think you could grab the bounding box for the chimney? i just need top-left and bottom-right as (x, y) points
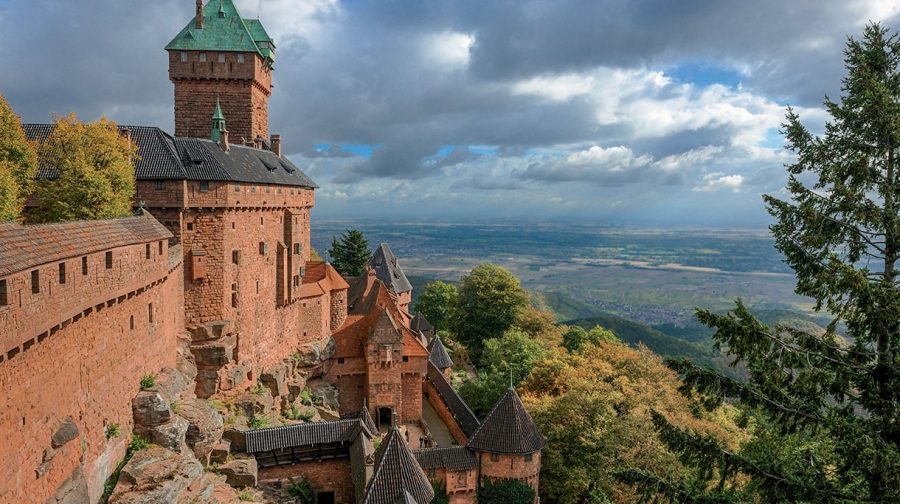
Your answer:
(220, 128), (229, 152)
(195, 0), (204, 29)
(270, 134), (282, 157)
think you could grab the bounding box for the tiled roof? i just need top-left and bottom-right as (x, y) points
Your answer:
(427, 336), (453, 370)
(245, 419), (368, 453)
(363, 426), (434, 504)
(369, 243), (412, 294)
(426, 363), (480, 438)
(299, 262), (350, 299)
(165, 0), (275, 62)
(394, 491), (417, 504)
(0, 210), (172, 277)
(341, 407), (377, 435)
(412, 446), (476, 471)
(23, 124), (317, 188)
(467, 387), (544, 455)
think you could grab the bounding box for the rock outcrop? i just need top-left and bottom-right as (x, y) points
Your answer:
(109, 447), (216, 504)
(175, 399), (224, 462)
(219, 458), (258, 488)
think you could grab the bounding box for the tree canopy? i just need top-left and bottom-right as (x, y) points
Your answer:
(0, 95), (38, 221)
(477, 479), (536, 504)
(454, 263), (529, 357)
(562, 324), (619, 353)
(626, 23), (900, 503)
(31, 114), (136, 223)
(328, 228), (371, 277)
(414, 280), (459, 332)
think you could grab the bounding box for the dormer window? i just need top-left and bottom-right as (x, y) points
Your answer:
(237, 54), (245, 64)
(218, 53), (225, 63)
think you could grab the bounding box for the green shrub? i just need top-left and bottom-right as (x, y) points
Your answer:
(249, 416), (268, 429)
(250, 383), (267, 395)
(105, 423), (121, 440)
(288, 478), (316, 504)
(238, 489), (256, 502)
(139, 374), (156, 390)
(283, 404), (315, 422)
(478, 479), (535, 504)
(129, 435), (149, 452)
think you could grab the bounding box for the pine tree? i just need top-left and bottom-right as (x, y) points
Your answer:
(31, 114), (136, 223)
(623, 24), (900, 502)
(0, 95), (38, 221)
(329, 228), (371, 276)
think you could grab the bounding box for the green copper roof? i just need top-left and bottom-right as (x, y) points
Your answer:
(212, 99), (225, 121)
(165, 0), (275, 63)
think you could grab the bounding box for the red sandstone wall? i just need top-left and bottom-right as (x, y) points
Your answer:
(258, 459), (355, 504)
(424, 381), (468, 445)
(401, 373), (423, 422)
(0, 259), (183, 503)
(169, 50), (272, 142)
(478, 451), (541, 499)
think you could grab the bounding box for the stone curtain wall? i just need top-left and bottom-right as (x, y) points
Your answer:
(477, 451), (541, 499)
(0, 256), (183, 503)
(258, 458), (355, 504)
(423, 381), (469, 445)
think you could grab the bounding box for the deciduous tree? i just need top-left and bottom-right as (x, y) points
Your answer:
(0, 95), (37, 221)
(414, 280), (459, 332)
(31, 114), (136, 222)
(454, 263), (528, 357)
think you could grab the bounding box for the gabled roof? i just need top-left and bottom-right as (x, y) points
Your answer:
(412, 446), (476, 471)
(165, 0), (275, 63)
(410, 313), (434, 336)
(363, 426), (434, 504)
(0, 210), (171, 277)
(369, 243), (412, 294)
(427, 336), (453, 370)
(426, 362), (480, 439)
(23, 124), (318, 188)
(467, 387), (544, 455)
(245, 419), (370, 454)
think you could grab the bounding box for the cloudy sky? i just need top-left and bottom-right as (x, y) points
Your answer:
(1, 0), (898, 226)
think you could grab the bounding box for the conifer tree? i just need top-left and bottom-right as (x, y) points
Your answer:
(0, 95), (38, 221)
(624, 24), (900, 502)
(329, 228), (371, 276)
(31, 114), (136, 223)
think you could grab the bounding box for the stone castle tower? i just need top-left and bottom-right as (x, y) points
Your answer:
(166, 0), (275, 143)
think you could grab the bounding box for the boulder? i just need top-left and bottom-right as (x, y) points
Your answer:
(135, 416), (188, 452)
(306, 379), (340, 411)
(191, 337), (235, 369)
(209, 439), (231, 464)
(175, 398), (224, 462)
(51, 417), (79, 448)
(232, 392), (274, 418)
(150, 367), (190, 403)
(259, 361), (290, 398)
(221, 363), (250, 392)
(189, 320), (233, 343)
(194, 369), (220, 399)
(109, 447), (216, 504)
(222, 427), (248, 454)
(317, 406), (341, 422)
(219, 458), (258, 488)
(132, 391), (172, 428)
(293, 337), (335, 367)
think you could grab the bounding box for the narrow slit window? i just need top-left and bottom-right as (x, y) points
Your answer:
(148, 303), (153, 323)
(31, 270), (40, 294)
(82, 256), (88, 275)
(145, 244), (151, 259)
(180, 52), (187, 62)
(159, 241), (164, 255)
(58, 263), (66, 284)
(105, 251), (113, 269)
(0, 279), (8, 306)
(218, 53), (225, 63)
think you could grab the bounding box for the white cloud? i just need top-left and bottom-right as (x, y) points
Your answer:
(235, 0), (340, 47)
(693, 172), (745, 192)
(423, 31), (475, 67)
(511, 73), (595, 102)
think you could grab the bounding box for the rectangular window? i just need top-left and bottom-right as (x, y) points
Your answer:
(231, 292), (238, 308)
(58, 263), (66, 284)
(159, 241), (164, 255)
(402, 356), (409, 362)
(490, 453), (500, 462)
(232, 250), (241, 265)
(259, 242), (267, 256)
(251, 185), (257, 193)
(199, 181), (209, 192)
(524, 453), (533, 462)
(148, 303), (153, 323)
(234, 183), (240, 192)
(180, 52), (188, 62)
(187, 222), (194, 231)
(82, 256), (88, 275)
(145, 244), (151, 259)
(294, 243), (301, 255)
(105, 251), (113, 269)
(337, 357), (345, 364)
(265, 186), (271, 193)
(218, 53), (225, 63)
(199, 53), (207, 62)
(0, 279), (8, 306)
(155, 180), (165, 190)
(237, 53), (244, 63)
(31, 270), (40, 294)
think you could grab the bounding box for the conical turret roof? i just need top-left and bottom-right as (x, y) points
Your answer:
(427, 335), (453, 370)
(467, 387), (544, 454)
(363, 425), (435, 504)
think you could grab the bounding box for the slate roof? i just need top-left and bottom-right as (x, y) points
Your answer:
(427, 336), (453, 370)
(165, 0), (275, 62)
(412, 446), (476, 471)
(467, 387), (544, 455)
(369, 243), (412, 294)
(245, 419), (369, 453)
(0, 210), (172, 277)
(363, 426), (434, 504)
(23, 124), (317, 188)
(410, 313), (434, 337)
(426, 362), (480, 438)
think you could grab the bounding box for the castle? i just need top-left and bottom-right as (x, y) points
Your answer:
(0, 2), (542, 503)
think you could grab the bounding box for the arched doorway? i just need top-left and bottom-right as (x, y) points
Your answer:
(377, 407), (393, 432)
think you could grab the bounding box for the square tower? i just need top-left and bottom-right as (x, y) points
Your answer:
(166, 0), (275, 143)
